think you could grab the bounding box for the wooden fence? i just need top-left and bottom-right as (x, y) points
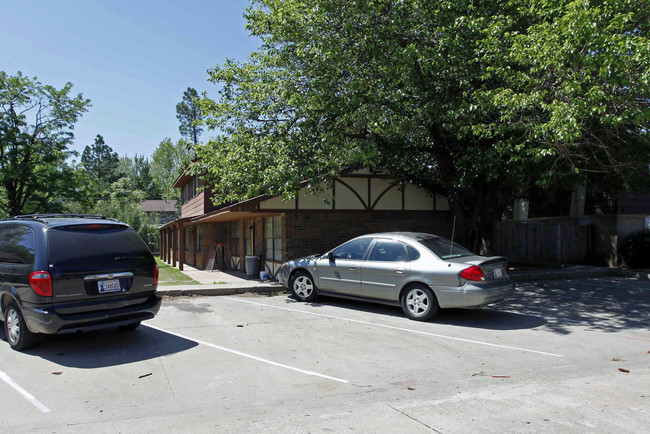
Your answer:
(493, 221), (592, 265)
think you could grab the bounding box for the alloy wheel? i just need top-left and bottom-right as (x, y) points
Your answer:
(294, 275), (314, 298)
(406, 288), (430, 317)
(6, 309), (21, 345)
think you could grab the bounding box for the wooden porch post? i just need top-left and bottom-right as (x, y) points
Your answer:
(165, 228), (170, 262)
(165, 229), (169, 262)
(179, 221), (185, 271)
(172, 225), (177, 268)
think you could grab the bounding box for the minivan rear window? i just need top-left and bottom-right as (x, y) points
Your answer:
(48, 225), (151, 270)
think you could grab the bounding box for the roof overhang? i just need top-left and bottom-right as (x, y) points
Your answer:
(158, 195), (281, 230)
(172, 169), (193, 188)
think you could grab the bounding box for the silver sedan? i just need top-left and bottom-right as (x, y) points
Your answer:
(277, 232), (515, 321)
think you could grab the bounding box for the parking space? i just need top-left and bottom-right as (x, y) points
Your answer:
(1, 277), (648, 432)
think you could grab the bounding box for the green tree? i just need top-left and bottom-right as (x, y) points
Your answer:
(195, 0), (650, 250)
(0, 71), (90, 216)
(151, 137), (193, 200)
(480, 0), (650, 188)
(81, 134), (120, 197)
(117, 154), (160, 199)
(176, 87), (203, 146)
(94, 178), (159, 250)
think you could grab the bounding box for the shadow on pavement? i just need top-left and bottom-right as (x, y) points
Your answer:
(501, 277), (650, 334)
(284, 295), (547, 330)
(0, 325), (198, 368)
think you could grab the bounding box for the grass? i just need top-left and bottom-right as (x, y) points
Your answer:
(155, 256), (201, 286)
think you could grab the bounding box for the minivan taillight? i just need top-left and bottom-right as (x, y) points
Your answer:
(154, 264), (159, 286)
(459, 265), (486, 282)
(30, 271), (53, 296)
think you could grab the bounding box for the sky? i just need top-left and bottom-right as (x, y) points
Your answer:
(0, 0), (260, 160)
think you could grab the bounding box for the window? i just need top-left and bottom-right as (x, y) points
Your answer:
(0, 225), (35, 265)
(415, 234), (474, 259)
(264, 216), (282, 262)
(48, 226), (148, 270)
(368, 240), (409, 262)
(332, 238), (372, 260)
(406, 245), (420, 261)
(230, 222), (240, 256)
(196, 226), (202, 252)
(182, 183), (192, 204)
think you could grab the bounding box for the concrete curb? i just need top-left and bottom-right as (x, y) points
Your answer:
(157, 267), (649, 298)
(158, 282), (286, 297)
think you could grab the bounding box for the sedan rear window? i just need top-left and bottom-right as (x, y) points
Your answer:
(48, 225), (151, 271)
(416, 235), (475, 260)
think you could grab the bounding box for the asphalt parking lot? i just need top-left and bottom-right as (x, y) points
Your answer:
(1, 277), (648, 433)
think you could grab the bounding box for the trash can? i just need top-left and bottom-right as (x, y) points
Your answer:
(245, 255), (261, 277)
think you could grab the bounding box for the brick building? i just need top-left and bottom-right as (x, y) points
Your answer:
(159, 168), (452, 277)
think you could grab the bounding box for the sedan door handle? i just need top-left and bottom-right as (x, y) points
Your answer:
(395, 268), (405, 274)
(349, 267), (358, 271)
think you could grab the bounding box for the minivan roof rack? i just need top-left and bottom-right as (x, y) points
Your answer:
(12, 214), (117, 221)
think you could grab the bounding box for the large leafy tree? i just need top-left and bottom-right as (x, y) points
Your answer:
(195, 0), (650, 250)
(0, 71), (90, 216)
(94, 178), (159, 249)
(151, 137), (193, 200)
(81, 134), (120, 197)
(176, 87), (203, 146)
(118, 154), (160, 199)
(479, 0), (650, 190)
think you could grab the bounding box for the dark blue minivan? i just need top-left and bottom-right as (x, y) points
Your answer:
(0, 214), (161, 350)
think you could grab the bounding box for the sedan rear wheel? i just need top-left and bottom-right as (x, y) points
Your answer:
(401, 285), (439, 321)
(289, 270), (318, 302)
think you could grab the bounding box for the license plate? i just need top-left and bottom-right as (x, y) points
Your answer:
(98, 279), (122, 293)
(494, 268), (503, 279)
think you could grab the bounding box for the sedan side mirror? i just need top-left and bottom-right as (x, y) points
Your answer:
(327, 251), (334, 261)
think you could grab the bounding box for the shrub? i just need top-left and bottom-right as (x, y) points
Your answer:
(620, 230), (650, 269)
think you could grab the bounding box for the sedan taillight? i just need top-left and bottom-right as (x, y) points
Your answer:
(30, 271), (53, 296)
(459, 265), (486, 282)
(154, 264), (159, 286)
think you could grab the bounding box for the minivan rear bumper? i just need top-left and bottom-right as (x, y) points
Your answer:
(21, 293), (162, 334)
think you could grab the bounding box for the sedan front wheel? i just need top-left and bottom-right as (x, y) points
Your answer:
(401, 285), (439, 321)
(289, 270), (318, 302)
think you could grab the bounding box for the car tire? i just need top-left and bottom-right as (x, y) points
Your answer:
(401, 285), (439, 321)
(118, 321), (141, 332)
(289, 270), (318, 302)
(4, 301), (39, 351)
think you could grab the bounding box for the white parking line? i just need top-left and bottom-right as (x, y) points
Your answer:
(147, 325), (349, 383)
(223, 297), (564, 358)
(0, 369), (51, 413)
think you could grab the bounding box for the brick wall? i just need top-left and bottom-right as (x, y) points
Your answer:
(283, 211), (452, 260)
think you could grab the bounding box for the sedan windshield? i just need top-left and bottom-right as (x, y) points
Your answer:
(416, 235), (475, 260)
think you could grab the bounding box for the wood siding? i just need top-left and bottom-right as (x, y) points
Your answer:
(181, 191), (206, 218)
